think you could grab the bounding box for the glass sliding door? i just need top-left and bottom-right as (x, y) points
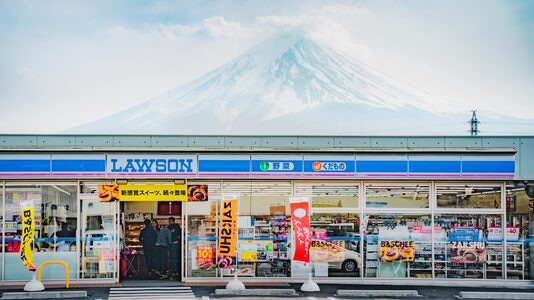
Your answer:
(80, 188), (119, 280)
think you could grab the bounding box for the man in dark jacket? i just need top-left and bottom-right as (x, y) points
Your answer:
(168, 216), (182, 280)
(139, 219), (158, 278)
(155, 220), (172, 277)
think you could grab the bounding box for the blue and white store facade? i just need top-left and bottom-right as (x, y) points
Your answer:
(0, 135), (533, 287)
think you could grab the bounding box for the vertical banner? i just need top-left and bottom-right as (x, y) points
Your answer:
(290, 197), (311, 264)
(20, 200), (36, 271)
(217, 197), (237, 269)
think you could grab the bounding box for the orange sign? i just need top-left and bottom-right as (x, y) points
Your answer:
(217, 198), (237, 269)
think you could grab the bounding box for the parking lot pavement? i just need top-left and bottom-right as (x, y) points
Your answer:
(4, 282), (534, 300)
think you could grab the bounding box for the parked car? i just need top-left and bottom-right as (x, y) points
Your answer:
(289, 239), (362, 273)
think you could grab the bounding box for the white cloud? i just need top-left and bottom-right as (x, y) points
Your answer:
(254, 5), (372, 60)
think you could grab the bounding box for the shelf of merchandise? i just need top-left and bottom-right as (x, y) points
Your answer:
(407, 242), (433, 278)
(364, 235), (378, 277)
(434, 241), (485, 279)
(270, 215), (291, 277)
(506, 242), (528, 280)
(485, 242), (504, 279)
(124, 221), (144, 251)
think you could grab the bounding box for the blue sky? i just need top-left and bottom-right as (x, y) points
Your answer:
(0, 0), (533, 134)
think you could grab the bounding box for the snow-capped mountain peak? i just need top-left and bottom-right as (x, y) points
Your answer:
(71, 34), (486, 135)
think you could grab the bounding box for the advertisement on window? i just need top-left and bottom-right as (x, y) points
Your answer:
(217, 197), (237, 269)
(290, 197), (311, 264)
(20, 200), (36, 271)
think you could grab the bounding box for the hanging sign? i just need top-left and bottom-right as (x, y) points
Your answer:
(290, 197), (311, 264)
(217, 197), (237, 269)
(119, 184), (188, 201)
(20, 200), (36, 271)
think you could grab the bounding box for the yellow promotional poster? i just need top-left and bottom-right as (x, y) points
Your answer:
(20, 200), (36, 271)
(118, 184), (188, 201)
(217, 198), (237, 269)
(379, 240), (415, 262)
(311, 240), (345, 263)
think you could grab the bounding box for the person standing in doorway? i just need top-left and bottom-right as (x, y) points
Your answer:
(156, 220), (172, 278)
(168, 217), (182, 280)
(139, 219), (158, 278)
(152, 220), (160, 232)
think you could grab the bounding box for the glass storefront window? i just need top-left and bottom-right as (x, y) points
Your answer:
(506, 183), (532, 280)
(365, 183), (429, 209)
(1, 184), (3, 282)
(309, 213), (361, 277)
(186, 200), (218, 278)
(434, 213), (504, 279)
(80, 185), (119, 279)
(295, 182), (359, 209)
(4, 184), (78, 281)
(364, 214), (431, 279)
(436, 183), (502, 209)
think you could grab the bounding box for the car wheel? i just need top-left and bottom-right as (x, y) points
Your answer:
(341, 259), (357, 272)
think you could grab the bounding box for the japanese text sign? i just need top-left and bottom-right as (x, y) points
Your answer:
(20, 200), (36, 271)
(119, 184), (188, 201)
(290, 197), (311, 264)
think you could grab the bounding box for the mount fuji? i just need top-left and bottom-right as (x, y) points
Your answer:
(70, 34), (534, 135)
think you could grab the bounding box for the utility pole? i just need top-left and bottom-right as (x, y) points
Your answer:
(470, 110), (480, 136)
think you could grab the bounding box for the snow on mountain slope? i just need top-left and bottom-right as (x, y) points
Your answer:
(70, 34), (532, 135)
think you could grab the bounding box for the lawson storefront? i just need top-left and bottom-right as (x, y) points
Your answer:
(1, 135), (533, 287)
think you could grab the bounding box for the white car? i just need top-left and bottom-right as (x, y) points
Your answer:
(289, 239), (362, 273)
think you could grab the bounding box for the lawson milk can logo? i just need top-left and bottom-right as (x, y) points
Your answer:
(108, 155), (195, 173)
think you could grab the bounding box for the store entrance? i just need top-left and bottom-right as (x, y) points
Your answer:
(120, 201), (183, 281)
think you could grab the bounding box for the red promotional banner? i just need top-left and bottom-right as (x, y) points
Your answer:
(290, 197), (311, 264)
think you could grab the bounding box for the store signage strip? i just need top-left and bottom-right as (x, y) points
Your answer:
(107, 154), (197, 175)
(119, 184), (188, 201)
(0, 153), (516, 179)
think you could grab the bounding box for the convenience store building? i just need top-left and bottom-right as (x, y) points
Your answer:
(1, 134), (533, 287)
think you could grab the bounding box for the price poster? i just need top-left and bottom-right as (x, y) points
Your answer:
(196, 246), (214, 264)
(506, 227), (520, 241)
(195, 246), (215, 270)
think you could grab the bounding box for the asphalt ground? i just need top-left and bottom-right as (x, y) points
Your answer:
(3, 282), (534, 299)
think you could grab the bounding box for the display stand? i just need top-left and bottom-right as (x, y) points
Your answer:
(24, 272), (45, 292)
